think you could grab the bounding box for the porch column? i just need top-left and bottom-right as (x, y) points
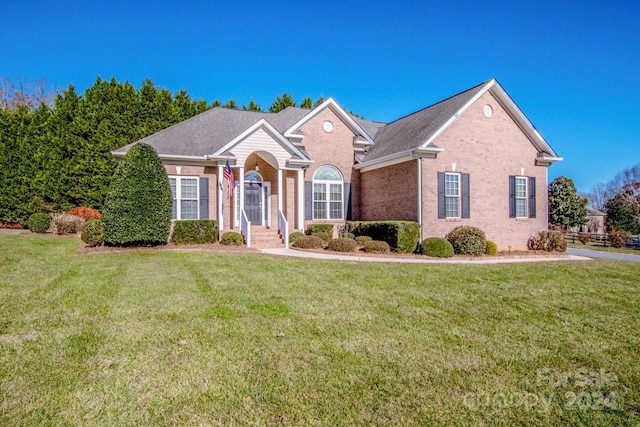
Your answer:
(277, 168), (283, 212)
(217, 163), (224, 232)
(238, 166), (245, 225)
(297, 169), (304, 231)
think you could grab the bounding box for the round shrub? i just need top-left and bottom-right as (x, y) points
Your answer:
(103, 143), (173, 246)
(312, 231), (332, 243)
(26, 212), (51, 233)
(609, 229), (629, 248)
(52, 213), (84, 235)
(291, 235), (324, 249)
(327, 237), (358, 252)
(340, 232), (355, 239)
(220, 231), (244, 246)
(446, 226), (487, 256)
(82, 219), (104, 247)
(421, 237), (454, 258)
(485, 240), (498, 255)
(354, 235), (373, 246)
(578, 232), (591, 245)
(68, 207), (102, 221)
(363, 240), (390, 253)
(289, 231), (304, 244)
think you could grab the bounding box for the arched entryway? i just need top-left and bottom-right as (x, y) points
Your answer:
(235, 169), (271, 226)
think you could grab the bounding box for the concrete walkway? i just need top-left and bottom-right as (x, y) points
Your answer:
(260, 247), (591, 264)
(567, 247), (640, 263)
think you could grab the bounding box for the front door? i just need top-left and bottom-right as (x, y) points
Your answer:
(245, 182), (262, 223)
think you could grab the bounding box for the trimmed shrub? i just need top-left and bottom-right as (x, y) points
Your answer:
(363, 240), (391, 253)
(485, 240), (498, 255)
(340, 232), (355, 239)
(312, 231), (332, 244)
(0, 221), (23, 229)
(528, 230), (567, 252)
(171, 220), (218, 244)
(220, 231), (244, 246)
(347, 221), (420, 253)
(578, 233), (592, 245)
(103, 143), (173, 246)
(354, 235), (373, 246)
(82, 219), (104, 247)
(291, 235), (324, 249)
(289, 231), (304, 243)
(53, 214), (84, 235)
(327, 237), (358, 252)
(307, 224), (334, 235)
(609, 229), (630, 248)
(421, 237), (454, 258)
(26, 213), (51, 233)
(68, 207), (102, 221)
(446, 226), (486, 256)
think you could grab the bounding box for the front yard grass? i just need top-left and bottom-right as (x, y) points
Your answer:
(1, 235), (639, 425)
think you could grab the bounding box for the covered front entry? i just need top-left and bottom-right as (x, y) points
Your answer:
(235, 170), (271, 227)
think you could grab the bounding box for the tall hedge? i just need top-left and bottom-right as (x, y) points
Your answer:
(102, 143), (172, 246)
(347, 221), (420, 253)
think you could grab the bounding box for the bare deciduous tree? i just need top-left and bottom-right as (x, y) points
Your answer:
(0, 76), (56, 110)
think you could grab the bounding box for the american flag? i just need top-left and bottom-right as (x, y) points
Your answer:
(224, 160), (234, 198)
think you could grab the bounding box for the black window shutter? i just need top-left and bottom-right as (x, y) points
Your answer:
(528, 176), (536, 218)
(509, 175), (516, 218)
(461, 173), (470, 219)
(437, 172), (446, 219)
(343, 182), (351, 220)
(199, 177), (209, 220)
(305, 181), (313, 220)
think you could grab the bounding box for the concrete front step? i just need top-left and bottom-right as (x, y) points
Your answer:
(248, 227), (285, 249)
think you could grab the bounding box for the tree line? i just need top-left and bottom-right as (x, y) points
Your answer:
(584, 163), (640, 234)
(0, 76), (328, 225)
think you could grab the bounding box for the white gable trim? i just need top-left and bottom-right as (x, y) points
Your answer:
(284, 98), (375, 145)
(355, 146), (444, 172)
(212, 118), (310, 163)
(420, 79), (561, 162)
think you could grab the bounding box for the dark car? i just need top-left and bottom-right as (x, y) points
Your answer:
(625, 235), (640, 249)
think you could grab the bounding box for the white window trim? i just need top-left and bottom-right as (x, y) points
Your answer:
(169, 176), (199, 220)
(445, 172), (461, 219)
(515, 176), (528, 218)
(312, 166), (343, 220)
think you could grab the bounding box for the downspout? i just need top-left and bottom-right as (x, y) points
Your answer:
(416, 157), (423, 242)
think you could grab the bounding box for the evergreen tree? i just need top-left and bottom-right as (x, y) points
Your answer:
(102, 143), (172, 246)
(299, 96), (313, 109)
(269, 92), (296, 113)
(548, 176), (588, 229)
(242, 98), (262, 111)
(605, 188), (640, 234)
(314, 95), (325, 107)
(222, 98), (237, 109)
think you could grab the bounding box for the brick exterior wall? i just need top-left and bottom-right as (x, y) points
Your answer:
(419, 91), (549, 250)
(360, 160), (418, 221)
(164, 164), (217, 223)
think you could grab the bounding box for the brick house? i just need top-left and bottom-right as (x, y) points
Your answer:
(113, 79), (562, 250)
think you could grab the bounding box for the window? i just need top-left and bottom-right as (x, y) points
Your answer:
(169, 176), (199, 220)
(313, 166), (343, 220)
(515, 176), (527, 218)
(445, 173), (460, 218)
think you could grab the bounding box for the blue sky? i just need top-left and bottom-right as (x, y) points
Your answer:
(2, 0), (638, 193)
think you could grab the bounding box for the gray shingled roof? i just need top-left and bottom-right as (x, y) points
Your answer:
(364, 81), (488, 161)
(116, 107), (310, 157)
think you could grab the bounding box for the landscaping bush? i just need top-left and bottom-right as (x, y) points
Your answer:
(340, 232), (355, 239)
(289, 231), (304, 244)
(291, 235), (324, 249)
(446, 226), (486, 256)
(347, 221), (420, 253)
(0, 221), (22, 229)
(67, 207), (102, 221)
(609, 229), (630, 248)
(485, 240), (498, 255)
(53, 214), (84, 235)
(81, 219), (104, 247)
(354, 235), (373, 246)
(306, 224), (334, 235)
(578, 233), (592, 245)
(312, 231), (332, 244)
(103, 143), (173, 246)
(171, 220), (218, 244)
(220, 231), (244, 246)
(363, 240), (391, 253)
(26, 213), (51, 233)
(327, 237), (358, 252)
(527, 230), (567, 252)
(421, 237), (454, 258)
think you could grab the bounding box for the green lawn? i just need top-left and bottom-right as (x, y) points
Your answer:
(1, 235), (639, 426)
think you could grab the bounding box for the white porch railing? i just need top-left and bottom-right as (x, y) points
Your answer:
(278, 210), (289, 249)
(240, 209), (251, 248)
